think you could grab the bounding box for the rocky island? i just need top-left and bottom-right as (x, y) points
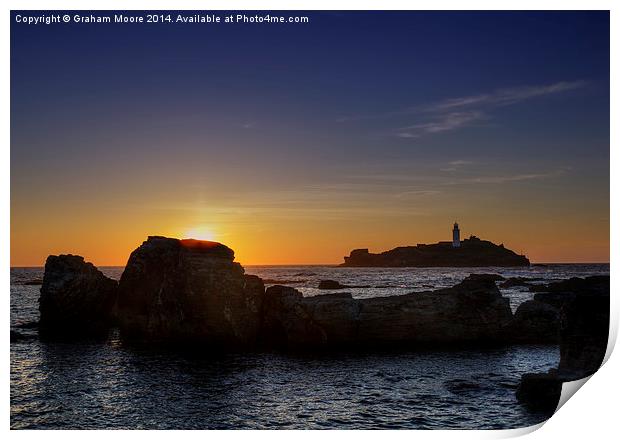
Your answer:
(343, 227), (529, 267)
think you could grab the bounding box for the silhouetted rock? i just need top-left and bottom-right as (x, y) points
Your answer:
(532, 292), (573, 309)
(558, 277), (609, 377)
(528, 284), (549, 293)
(527, 276), (609, 296)
(318, 280), (346, 289)
(261, 286), (358, 347)
(507, 300), (560, 344)
(516, 371), (563, 412)
(39, 254), (118, 341)
(342, 237), (529, 267)
(21, 279), (43, 285)
(261, 276), (512, 349)
(117, 236), (264, 347)
(516, 276), (609, 411)
(465, 274), (505, 282)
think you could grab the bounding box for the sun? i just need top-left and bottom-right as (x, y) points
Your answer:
(184, 226), (217, 242)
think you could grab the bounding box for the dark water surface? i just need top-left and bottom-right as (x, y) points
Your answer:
(10, 264), (608, 429)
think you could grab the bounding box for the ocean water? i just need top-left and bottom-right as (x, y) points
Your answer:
(10, 264), (608, 429)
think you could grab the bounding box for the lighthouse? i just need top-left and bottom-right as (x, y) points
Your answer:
(452, 222), (461, 248)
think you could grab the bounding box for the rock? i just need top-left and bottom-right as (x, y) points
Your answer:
(261, 276), (512, 349)
(558, 277), (609, 377)
(39, 254), (118, 341)
(22, 279), (43, 285)
(516, 276), (609, 411)
(532, 291), (574, 309)
(516, 371), (563, 412)
(342, 237), (529, 267)
(507, 299), (560, 344)
(318, 280), (347, 290)
(527, 276), (609, 296)
(528, 284), (550, 293)
(117, 236), (264, 347)
(261, 286), (358, 347)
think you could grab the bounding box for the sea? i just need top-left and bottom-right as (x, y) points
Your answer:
(10, 264), (609, 429)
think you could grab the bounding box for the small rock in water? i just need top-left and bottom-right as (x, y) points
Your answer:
(22, 279), (43, 285)
(318, 280), (347, 290)
(465, 274), (505, 282)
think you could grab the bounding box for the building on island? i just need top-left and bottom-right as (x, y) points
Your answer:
(452, 222), (461, 248)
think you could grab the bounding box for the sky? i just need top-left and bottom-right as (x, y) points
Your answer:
(11, 11), (610, 266)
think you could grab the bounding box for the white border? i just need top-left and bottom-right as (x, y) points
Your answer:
(3, 1), (616, 438)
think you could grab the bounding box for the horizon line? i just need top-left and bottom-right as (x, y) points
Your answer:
(10, 261), (611, 269)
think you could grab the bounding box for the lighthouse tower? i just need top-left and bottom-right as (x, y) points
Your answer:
(452, 222), (461, 248)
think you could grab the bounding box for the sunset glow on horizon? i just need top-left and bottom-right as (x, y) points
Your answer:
(10, 12), (609, 267)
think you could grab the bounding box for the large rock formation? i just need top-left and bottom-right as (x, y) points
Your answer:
(516, 276), (610, 412)
(342, 236), (529, 267)
(260, 274), (513, 349)
(39, 254), (118, 340)
(116, 236), (263, 347)
(507, 299), (560, 344)
(557, 277), (610, 377)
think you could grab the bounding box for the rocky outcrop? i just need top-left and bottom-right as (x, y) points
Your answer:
(34, 236), (608, 386)
(260, 274), (513, 349)
(507, 299), (560, 344)
(516, 370), (563, 412)
(557, 277), (609, 377)
(39, 254), (118, 340)
(116, 236), (263, 347)
(516, 276), (610, 412)
(342, 236), (529, 267)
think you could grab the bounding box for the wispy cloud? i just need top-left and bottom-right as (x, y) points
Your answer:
(431, 81), (587, 111)
(338, 80), (587, 138)
(447, 167), (571, 185)
(396, 111), (485, 138)
(440, 159), (475, 172)
(448, 160), (475, 167)
(428, 81), (587, 111)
